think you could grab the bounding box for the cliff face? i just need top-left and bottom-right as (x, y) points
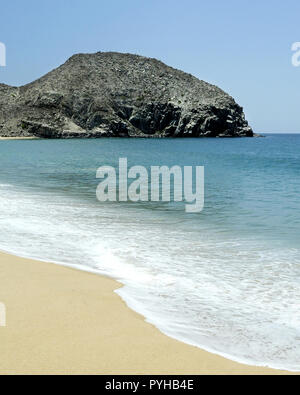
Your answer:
(0, 52), (253, 138)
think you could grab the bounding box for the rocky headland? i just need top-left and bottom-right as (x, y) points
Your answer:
(0, 52), (253, 138)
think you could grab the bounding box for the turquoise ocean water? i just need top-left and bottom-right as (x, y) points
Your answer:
(0, 134), (299, 370)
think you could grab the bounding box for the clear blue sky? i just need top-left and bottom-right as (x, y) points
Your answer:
(0, 0), (299, 132)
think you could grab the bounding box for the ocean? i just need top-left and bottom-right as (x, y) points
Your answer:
(0, 134), (299, 371)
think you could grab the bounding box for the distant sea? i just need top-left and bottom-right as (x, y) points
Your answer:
(0, 134), (299, 371)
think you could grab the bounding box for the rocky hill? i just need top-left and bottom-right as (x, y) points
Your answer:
(0, 52), (253, 138)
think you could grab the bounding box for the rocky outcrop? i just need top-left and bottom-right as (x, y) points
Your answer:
(0, 52), (253, 138)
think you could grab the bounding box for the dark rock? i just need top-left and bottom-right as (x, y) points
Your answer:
(0, 52), (253, 138)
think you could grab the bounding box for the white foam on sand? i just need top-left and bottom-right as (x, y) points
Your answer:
(0, 184), (300, 372)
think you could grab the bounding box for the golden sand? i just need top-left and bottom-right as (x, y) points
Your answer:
(0, 251), (294, 375)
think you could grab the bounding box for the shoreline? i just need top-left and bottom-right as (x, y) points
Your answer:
(0, 250), (295, 375)
(0, 137), (40, 140)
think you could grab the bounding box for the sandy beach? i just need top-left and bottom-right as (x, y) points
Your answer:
(0, 250), (294, 375)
